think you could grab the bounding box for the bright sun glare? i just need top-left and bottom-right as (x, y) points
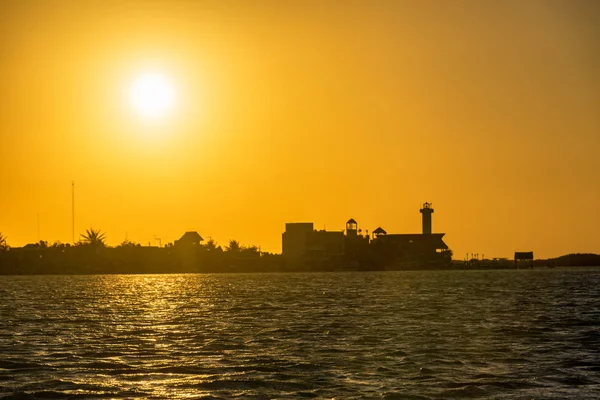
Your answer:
(129, 72), (175, 119)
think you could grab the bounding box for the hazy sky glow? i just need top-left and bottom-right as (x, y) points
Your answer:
(1, 0), (598, 258)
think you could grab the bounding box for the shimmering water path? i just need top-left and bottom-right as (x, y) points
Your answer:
(1, 269), (599, 399)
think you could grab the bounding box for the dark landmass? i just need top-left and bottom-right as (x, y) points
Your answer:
(0, 242), (597, 275)
(545, 253), (600, 267)
(0, 241), (447, 275)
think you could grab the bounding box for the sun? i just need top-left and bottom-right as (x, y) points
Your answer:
(129, 72), (175, 119)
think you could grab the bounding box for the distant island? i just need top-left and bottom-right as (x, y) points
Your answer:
(1, 204), (599, 275)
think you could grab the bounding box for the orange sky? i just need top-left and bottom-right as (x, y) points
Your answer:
(1, 0), (598, 258)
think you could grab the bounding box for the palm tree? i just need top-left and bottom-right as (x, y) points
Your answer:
(80, 228), (106, 247)
(0, 233), (7, 250)
(225, 239), (242, 253)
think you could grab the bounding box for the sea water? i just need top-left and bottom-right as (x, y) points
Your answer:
(1, 269), (599, 399)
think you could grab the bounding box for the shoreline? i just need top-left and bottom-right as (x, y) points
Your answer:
(1, 265), (598, 276)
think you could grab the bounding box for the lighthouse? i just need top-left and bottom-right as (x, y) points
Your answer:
(420, 202), (434, 234)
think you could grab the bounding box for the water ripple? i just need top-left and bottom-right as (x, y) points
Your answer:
(1, 269), (600, 398)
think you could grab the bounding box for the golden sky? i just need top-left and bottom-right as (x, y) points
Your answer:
(1, 0), (598, 258)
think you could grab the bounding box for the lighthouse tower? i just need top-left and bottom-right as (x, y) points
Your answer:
(419, 202), (434, 234)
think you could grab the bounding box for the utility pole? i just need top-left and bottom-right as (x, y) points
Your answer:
(72, 181), (75, 244)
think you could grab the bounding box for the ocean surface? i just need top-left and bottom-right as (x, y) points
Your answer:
(0, 269), (599, 399)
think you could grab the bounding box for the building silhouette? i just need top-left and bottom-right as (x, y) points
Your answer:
(282, 203), (450, 268)
(174, 231), (203, 247)
(282, 223), (314, 258)
(174, 231), (203, 269)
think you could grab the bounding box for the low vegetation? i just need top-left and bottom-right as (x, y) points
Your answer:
(0, 233), (7, 251)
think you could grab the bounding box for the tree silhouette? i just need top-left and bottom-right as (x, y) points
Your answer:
(80, 228), (106, 247)
(205, 238), (218, 252)
(441, 249), (453, 264)
(0, 233), (7, 250)
(118, 239), (141, 248)
(242, 245), (260, 257)
(23, 241), (49, 249)
(225, 239), (242, 253)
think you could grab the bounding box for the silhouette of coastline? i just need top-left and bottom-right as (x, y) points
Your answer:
(0, 242), (597, 275)
(1, 205), (599, 275)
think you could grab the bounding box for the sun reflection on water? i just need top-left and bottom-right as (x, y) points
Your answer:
(71, 274), (222, 396)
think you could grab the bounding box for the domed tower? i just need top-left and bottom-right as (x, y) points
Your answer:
(420, 202), (434, 234)
(372, 227), (387, 239)
(346, 218), (358, 238)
